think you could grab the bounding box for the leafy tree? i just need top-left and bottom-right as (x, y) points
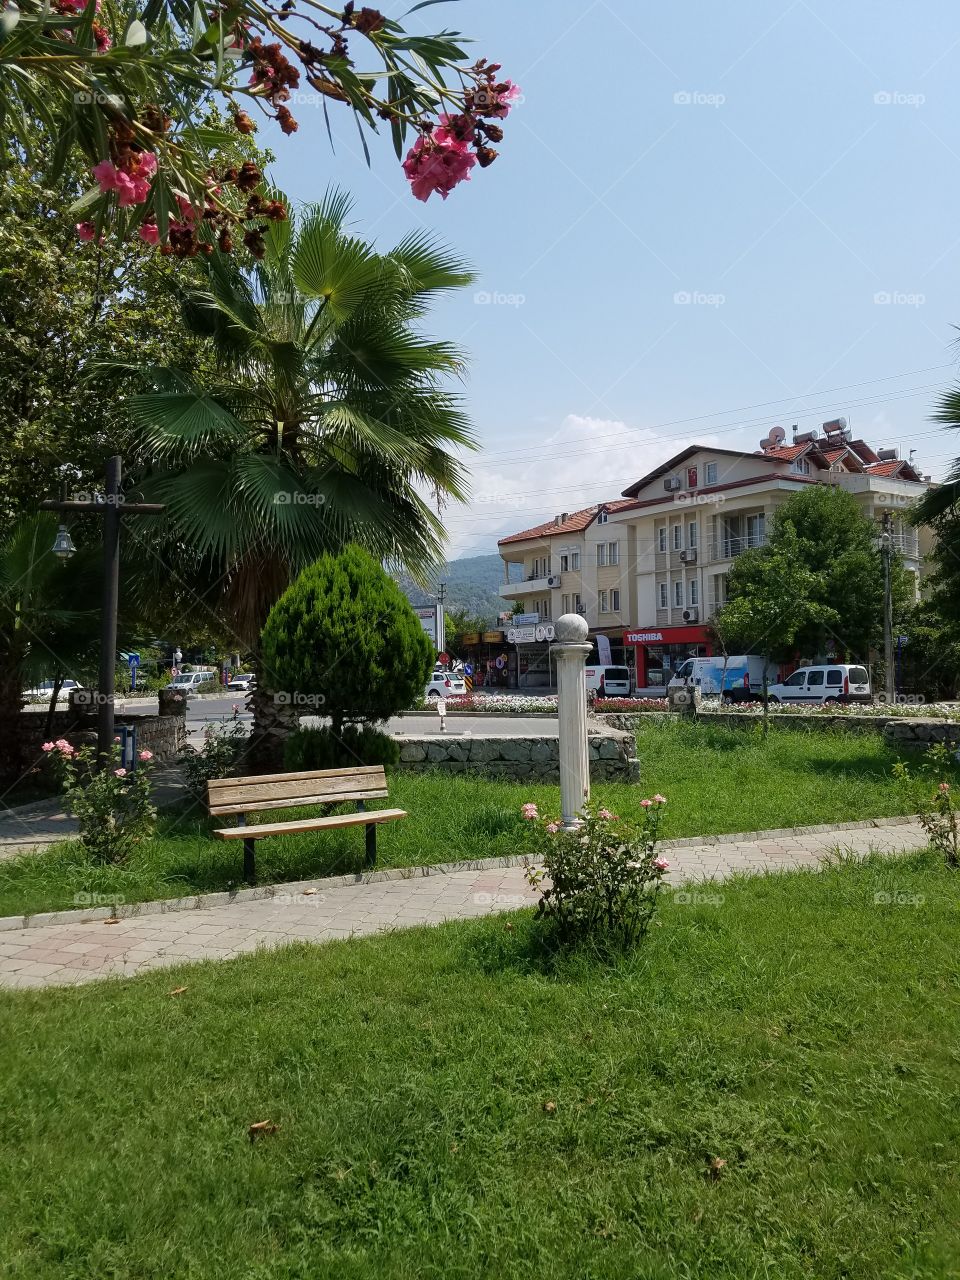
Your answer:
(914, 383), (960, 613)
(443, 606), (492, 657)
(0, 514), (101, 782)
(727, 486), (904, 662)
(897, 599), (960, 702)
(1, 0), (516, 246)
(713, 532), (837, 734)
(124, 190), (475, 759)
(260, 545), (433, 759)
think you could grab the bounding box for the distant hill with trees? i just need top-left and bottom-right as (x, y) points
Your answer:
(393, 554), (505, 626)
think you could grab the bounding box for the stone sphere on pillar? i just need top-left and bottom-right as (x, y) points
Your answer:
(554, 613), (589, 644)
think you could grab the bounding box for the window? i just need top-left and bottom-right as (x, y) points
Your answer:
(672, 524), (682, 551)
(688, 521), (698, 549)
(806, 669), (823, 686)
(608, 541), (619, 566)
(610, 589), (620, 612)
(783, 671), (807, 687)
(597, 544), (607, 567)
(599, 590), (609, 613)
(705, 461), (718, 485)
(687, 466), (698, 488)
(571, 550), (580, 571)
(561, 594), (570, 614)
(541, 597), (551, 621)
(688, 579), (699, 606)
(560, 554), (569, 572)
(658, 527), (667, 553)
(658, 582), (668, 609)
(573, 593), (582, 613)
(826, 669), (843, 686)
(597, 509), (608, 525)
(792, 457), (811, 475)
(674, 580), (683, 607)
(746, 513), (765, 545)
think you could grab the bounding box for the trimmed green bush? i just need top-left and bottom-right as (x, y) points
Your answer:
(283, 725), (400, 772)
(260, 545), (434, 734)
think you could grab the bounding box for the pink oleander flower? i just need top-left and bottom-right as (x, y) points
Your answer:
(138, 222), (160, 246)
(652, 794), (667, 805)
(653, 856), (670, 871)
(76, 221), (96, 242)
(41, 741), (55, 752)
(640, 798), (652, 808)
(92, 22), (111, 51)
(545, 822), (560, 834)
(138, 749), (153, 761)
(489, 79), (522, 118)
(114, 767), (127, 777)
(521, 803), (539, 820)
(92, 152), (156, 207)
(402, 130), (476, 202)
(176, 195), (196, 222)
(597, 808), (619, 821)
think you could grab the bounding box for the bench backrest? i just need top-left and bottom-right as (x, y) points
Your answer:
(207, 765), (389, 818)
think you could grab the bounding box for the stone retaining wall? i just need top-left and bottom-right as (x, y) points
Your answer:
(396, 731), (640, 782)
(881, 718), (960, 753)
(21, 708), (186, 761)
(595, 710), (931, 737)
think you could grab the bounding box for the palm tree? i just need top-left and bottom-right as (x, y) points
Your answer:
(124, 190), (477, 764)
(913, 386), (960, 621)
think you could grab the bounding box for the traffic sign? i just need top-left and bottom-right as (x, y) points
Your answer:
(127, 653), (140, 667)
(463, 663), (474, 676)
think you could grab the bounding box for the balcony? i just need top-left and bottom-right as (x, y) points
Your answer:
(888, 531), (921, 560)
(499, 575), (555, 597)
(709, 533), (767, 562)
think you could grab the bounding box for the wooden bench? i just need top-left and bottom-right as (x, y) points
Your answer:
(208, 765), (406, 884)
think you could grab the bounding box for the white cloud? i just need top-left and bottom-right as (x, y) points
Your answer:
(441, 413), (720, 559)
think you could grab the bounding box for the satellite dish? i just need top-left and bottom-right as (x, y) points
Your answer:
(770, 425), (786, 444)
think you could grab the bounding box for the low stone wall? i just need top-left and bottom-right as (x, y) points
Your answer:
(396, 731), (640, 782)
(597, 710), (905, 736)
(882, 718), (960, 753)
(20, 707), (186, 761)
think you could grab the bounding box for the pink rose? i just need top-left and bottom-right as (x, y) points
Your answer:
(938, 782), (950, 794)
(138, 749), (153, 761)
(653, 856), (670, 871)
(545, 822), (560, 834)
(41, 741), (55, 752)
(640, 798), (652, 808)
(521, 803), (539, 820)
(76, 221), (96, 242)
(597, 808), (618, 821)
(652, 794), (667, 805)
(113, 768), (127, 777)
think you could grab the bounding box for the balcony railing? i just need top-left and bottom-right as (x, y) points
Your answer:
(499, 575), (555, 597)
(709, 533), (767, 562)
(888, 532), (920, 559)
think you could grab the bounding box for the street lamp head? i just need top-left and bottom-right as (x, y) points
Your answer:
(51, 523), (76, 561)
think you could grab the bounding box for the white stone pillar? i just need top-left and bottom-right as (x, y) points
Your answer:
(553, 613), (592, 829)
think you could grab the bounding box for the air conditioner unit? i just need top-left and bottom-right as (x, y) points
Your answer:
(546, 574), (561, 588)
(679, 549), (697, 564)
(663, 477), (682, 491)
(682, 607), (699, 623)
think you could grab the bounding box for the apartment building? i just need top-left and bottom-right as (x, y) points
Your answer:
(497, 421), (933, 689)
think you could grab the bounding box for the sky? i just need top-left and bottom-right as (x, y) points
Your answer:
(266, 0), (960, 559)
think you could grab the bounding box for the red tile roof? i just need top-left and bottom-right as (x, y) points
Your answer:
(760, 443), (808, 461)
(497, 499), (636, 546)
(865, 460), (905, 477)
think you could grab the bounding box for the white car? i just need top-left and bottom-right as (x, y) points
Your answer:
(23, 679), (80, 702)
(425, 672), (466, 699)
(766, 664), (872, 706)
(225, 672), (256, 692)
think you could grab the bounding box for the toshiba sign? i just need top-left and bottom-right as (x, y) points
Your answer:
(625, 631), (664, 644)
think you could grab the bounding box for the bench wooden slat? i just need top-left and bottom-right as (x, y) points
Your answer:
(208, 765), (385, 798)
(213, 808), (407, 841)
(210, 788), (388, 817)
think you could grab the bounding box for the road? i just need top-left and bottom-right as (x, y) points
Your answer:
(126, 696), (560, 741)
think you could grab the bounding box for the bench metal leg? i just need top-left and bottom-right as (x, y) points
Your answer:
(243, 838), (256, 885)
(365, 823), (376, 869)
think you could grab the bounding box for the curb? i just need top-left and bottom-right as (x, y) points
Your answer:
(0, 814), (922, 933)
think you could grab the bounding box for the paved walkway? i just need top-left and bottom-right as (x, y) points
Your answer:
(0, 818), (926, 990)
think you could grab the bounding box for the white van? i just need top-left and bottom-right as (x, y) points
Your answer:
(668, 655), (775, 703)
(584, 665), (632, 697)
(766, 664), (871, 706)
(169, 669), (217, 693)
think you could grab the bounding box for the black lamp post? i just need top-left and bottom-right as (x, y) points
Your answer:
(41, 456), (164, 763)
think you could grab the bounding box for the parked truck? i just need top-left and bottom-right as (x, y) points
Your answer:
(667, 655), (777, 703)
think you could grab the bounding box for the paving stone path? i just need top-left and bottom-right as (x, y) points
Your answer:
(0, 817), (926, 990)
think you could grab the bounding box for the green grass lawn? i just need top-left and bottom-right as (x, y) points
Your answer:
(1, 850), (958, 1278)
(1, 721), (949, 920)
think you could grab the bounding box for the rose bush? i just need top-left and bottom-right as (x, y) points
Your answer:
(893, 743), (960, 868)
(43, 739), (156, 864)
(522, 798), (670, 950)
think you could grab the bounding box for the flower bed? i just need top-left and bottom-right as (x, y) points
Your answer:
(440, 694), (558, 713)
(594, 697), (669, 712)
(711, 700), (960, 719)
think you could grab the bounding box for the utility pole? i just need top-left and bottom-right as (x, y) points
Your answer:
(435, 581), (447, 658)
(880, 513), (895, 703)
(41, 457), (164, 763)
